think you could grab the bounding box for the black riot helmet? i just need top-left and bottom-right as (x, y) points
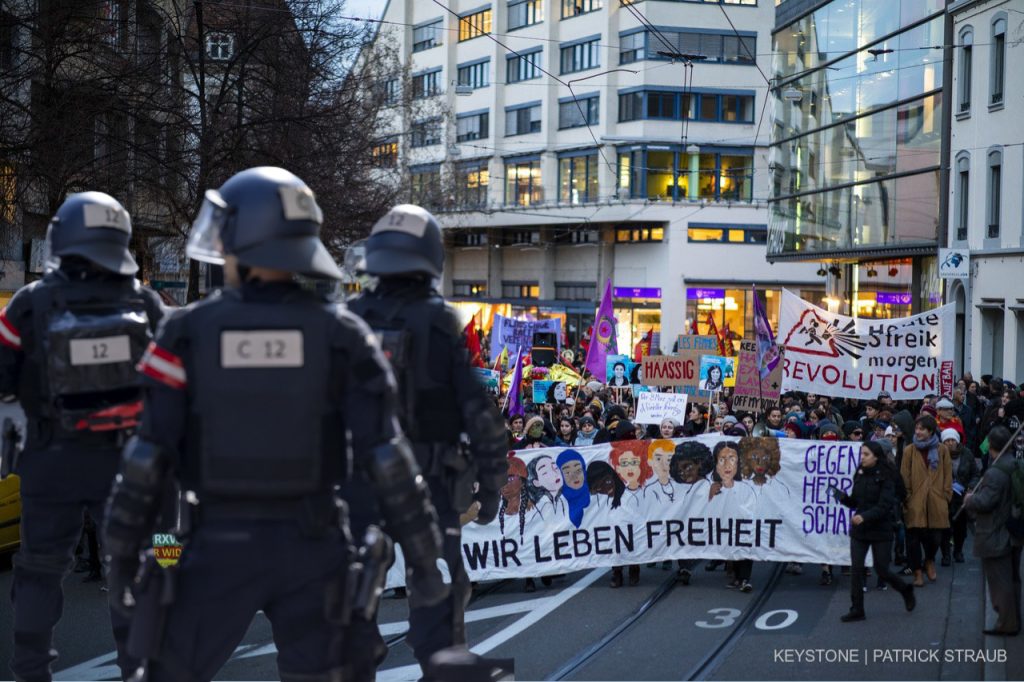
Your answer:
(186, 167), (342, 280)
(363, 204), (444, 279)
(46, 192), (138, 275)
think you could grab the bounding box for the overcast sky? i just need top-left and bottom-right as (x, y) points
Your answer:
(345, 0), (388, 21)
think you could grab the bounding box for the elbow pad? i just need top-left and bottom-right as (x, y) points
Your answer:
(365, 438), (442, 570)
(463, 398), (509, 495)
(103, 437), (168, 561)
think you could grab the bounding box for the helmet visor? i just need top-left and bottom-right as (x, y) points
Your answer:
(186, 190), (230, 264)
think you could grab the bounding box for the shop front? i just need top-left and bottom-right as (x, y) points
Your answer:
(613, 287), (662, 356)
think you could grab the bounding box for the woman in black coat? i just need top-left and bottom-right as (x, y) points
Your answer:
(833, 440), (916, 621)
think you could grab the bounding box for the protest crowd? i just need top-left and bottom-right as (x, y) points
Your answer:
(478, 321), (1024, 632)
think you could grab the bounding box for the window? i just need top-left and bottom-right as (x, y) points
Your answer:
(502, 282), (540, 299)
(501, 230), (540, 245)
(615, 225), (664, 243)
(412, 20), (442, 52)
(382, 78), (400, 105)
(453, 281), (488, 297)
(371, 139), (398, 167)
(687, 224), (767, 244)
(410, 120), (441, 148)
(958, 29), (972, 113)
(721, 95), (754, 122)
(459, 8), (491, 42)
(102, 1), (128, 50)
(647, 92), (675, 119)
(619, 32), (644, 65)
(507, 50), (542, 82)
(454, 162), (490, 208)
(555, 283), (596, 301)
(206, 32), (234, 60)
(410, 166), (441, 207)
(553, 227), (599, 244)
(558, 95), (598, 129)
(457, 60), (490, 89)
(618, 145), (754, 202)
(627, 29), (755, 65)
(991, 18), (1006, 106)
(505, 159), (543, 206)
(955, 154), (969, 241)
(619, 92), (643, 122)
(987, 150), (1001, 239)
(560, 37), (600, 74)
(505, 103), (542, 136)
(456, 111), (489, 142)
(559, 154), (599, 204)
(453, 232), (488, 247)
(509, 0), (543, 30)
(412, 69), (441, 99)
(562, 0), (601, 18)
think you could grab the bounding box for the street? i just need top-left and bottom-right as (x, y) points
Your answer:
(0, 541), (1021, 681)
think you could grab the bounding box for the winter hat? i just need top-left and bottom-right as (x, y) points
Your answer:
(612, 420), (637, 441)
(579, 415), (596, 428)
(892, 410), (915, 438)
(920, 405), (938, 417)
(877, 391), (892, 401)
(784, 421), (805, 438)
(723, 415), (739, 427)
(935, 398), (954, 410)
(818, 421), (840, 440)
(941, 428), (961, 444)
(877, 437), (895, 460)
(586, 381), (604, 393)
(842, 420), (863, 438)
(724, 423), (748, 437)
(524, 416), (545, 434)
(884, 425), (895, 437)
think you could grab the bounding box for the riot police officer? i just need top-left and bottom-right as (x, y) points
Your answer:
(101, 167), (448, 682)
(347, 205), (507, 678)
(0, 192), (164, 681)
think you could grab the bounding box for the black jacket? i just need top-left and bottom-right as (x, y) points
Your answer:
(840, 464), (897, 542)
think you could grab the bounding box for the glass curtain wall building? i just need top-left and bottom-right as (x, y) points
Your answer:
(768, 0), (950, 314)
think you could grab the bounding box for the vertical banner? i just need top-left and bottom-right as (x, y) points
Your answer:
(778, 289), (955, 399)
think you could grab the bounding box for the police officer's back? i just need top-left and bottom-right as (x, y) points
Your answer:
(101, 168), (447, 682)
(0, 192), (163, 681)
(347, 205), (508, 676)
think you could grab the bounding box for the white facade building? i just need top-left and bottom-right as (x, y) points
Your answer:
(947, 0), (1024, 381)
(375, 0), (819, 353)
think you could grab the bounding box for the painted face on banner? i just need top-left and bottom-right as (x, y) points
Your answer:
(748, 449), (771, 480)
(716, 448), (739, 485)
(615, 452), (643, 490)
(533, 456), (563, 493)
(675, 458), (702, 484)
(560, 459), (585, 490)
(648, 442), (673, 482)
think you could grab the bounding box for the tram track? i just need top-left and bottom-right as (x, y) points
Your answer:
(384, 578), (514, 648)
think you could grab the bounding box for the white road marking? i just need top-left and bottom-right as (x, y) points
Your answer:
(377, 568), (606, 682)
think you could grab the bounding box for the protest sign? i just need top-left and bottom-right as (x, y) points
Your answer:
(699, 355), (730, 392)
(642, 336), (717, 403)
(606, 354), (634, 387)
(386, 435), (856, 585)
(733, 339), (783, 413)
(533, 380), (567, 404)
(472, 368), (501, 397)
(490, 315), (561, 362)
(779, 289), (955, 399)
(635, 392), (688, 425)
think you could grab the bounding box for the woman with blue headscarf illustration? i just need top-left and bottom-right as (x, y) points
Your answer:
(556, 449), (591, 528)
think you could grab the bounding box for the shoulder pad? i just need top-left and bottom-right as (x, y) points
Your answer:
(429, 300), (465, 336)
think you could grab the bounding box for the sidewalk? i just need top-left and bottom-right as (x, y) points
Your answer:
(983, 568), (1024, 681)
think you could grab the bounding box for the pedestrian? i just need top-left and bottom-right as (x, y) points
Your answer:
(834, 440), (916, 622)
(102, 169), (450, 681)
(941, 429), (980, 565)
(349, 203), (508, 678)
(963, 425), (1023, 636)
(0, 192), (165, 681)
(901, 415), (953, 587)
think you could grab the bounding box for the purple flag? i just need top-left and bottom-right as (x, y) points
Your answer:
(507, 347), (525, 417)
(585, 279), (618, 379)
(753, 285), (780, 380)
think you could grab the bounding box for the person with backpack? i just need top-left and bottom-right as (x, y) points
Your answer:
(963, 425), (1023, 636)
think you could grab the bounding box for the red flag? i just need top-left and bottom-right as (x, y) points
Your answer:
(463, 319), (484, 368)
(721, 322), (735, 357)
(706, 313), (727, 356)
(633, 329), (652, 363)
(689, 318), (699, 335)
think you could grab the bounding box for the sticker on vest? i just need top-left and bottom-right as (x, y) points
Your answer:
(221, 330), (304, 368)
(69, 335), (133, 366)
(82, 204), (131, 232)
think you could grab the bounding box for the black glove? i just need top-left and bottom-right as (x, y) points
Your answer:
(474, 486), (501, 525)
(406, 561), (449, 608)
(106, 555), (139, 617)
(829, 486), (844, 503)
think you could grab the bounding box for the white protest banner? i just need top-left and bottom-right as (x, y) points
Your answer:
(386, 436), (857, 584)
(490, 315), (561, 362)
(635, 392), (688, 425)
(779, 289), (955, 400)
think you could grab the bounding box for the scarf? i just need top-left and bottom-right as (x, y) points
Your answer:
(913, 433), (940, 470)
(556, 449), (591, 528)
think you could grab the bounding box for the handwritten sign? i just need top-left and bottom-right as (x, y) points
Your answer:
(634, 392), (689, 425)
(733, 339), (783, 413)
